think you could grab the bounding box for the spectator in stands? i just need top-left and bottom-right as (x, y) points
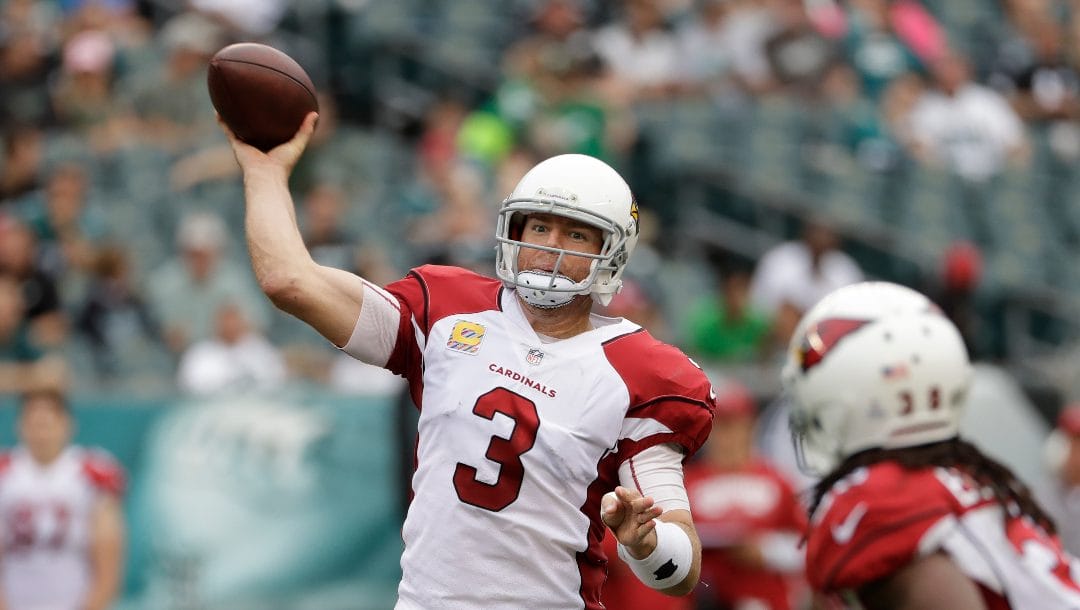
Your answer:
(76, 244), (160, 381)
(23, 162), (106, 279)
(0, 215), (67, 349)
(990, 18), (1080, 161)
(811, 61), (905, 173)
(0, 1), (56, 127)
(981, 0), (1060, 81)
(405, 162), (495, 265)
(592, 0), (683, 100)
(684, 382), (808, 610)
(0, 274), (41, 384)
(712, 0), (781, 95)
(676, 0), (737, 94)
(1039, 404), (1080, 557)
(146, 211), (268, 355)
(300, 183), (356, 272)
(685, 265), (771, 363)
(991, 19), (1079, 124)
(907, 50), (1029, 182)
(0, 126), (45, 202)
(177, 300), (287, 396)
(290, 93), (390, 199)
(749, 220), (863, 347)
(503, 0), (589, 84)
(188, 0), (287, 38)
(485, 30), (636, 164)
(0, 275), (67, 394)
(841, 0), (945, 100)
(51, 29), (134, 154)
(879, 71), (926, 162)
(762, 0), (835, 94)
(129, 11), (224, 149)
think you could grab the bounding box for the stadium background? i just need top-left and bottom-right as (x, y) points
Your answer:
(0, 0), (1077, 607)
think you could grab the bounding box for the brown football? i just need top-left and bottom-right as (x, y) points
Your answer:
(207, 43), (318, 152)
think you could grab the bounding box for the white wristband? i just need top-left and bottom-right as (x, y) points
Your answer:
(616, 520), (693, 590)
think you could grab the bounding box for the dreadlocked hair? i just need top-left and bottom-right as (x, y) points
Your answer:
(809, 437), (1057, 536)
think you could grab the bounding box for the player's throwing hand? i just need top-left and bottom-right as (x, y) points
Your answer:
(602, 486), (664, 558)
(218, 111), (318, 176)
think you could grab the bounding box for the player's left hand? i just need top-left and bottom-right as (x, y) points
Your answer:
(601, 486), (663, 559)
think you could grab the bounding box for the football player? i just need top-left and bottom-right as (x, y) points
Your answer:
(0, 389), (126, 610)
(683, 382), (808, 610)
(784, 282), (1080, 609)
(221, 114), (716, 608)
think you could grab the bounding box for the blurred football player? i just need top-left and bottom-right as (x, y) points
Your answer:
(221, 114), (715, 608)
(784, 282), (1080, 609)
(0, 389), (126, 610)
(683, 382), (808, 610)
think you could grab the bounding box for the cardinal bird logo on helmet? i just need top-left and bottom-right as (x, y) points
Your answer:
(796, 318), (871, 372)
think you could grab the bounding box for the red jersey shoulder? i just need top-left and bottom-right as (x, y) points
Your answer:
(80, 448), (126, 496)
(604, 329), (713, 403)
(384, 265), (502, 335)
(605, 329), (715, 456)
(806, 463), (956, 592)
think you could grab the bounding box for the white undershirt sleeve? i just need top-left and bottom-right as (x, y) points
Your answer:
(617, 443), (690, 513)
(338, 281), (401, 367)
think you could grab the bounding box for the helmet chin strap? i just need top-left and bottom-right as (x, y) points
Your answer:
(515, 271), (581, 309)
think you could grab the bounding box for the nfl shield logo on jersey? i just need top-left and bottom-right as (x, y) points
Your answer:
(526, 348), (544, 366)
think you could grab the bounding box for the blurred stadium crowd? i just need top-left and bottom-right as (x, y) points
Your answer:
(1, 0), (1080, 404)
(3, 0), (1080, 608)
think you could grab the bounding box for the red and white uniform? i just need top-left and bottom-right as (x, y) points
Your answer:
(807, 461), (1080, 609)
(685, 459), (808, 610)
(0, 446), (125, 610)
(382, 266), (715, 610)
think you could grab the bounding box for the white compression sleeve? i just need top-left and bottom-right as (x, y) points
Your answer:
(617, 444), (690, 513)
(339, 281), (400, 367)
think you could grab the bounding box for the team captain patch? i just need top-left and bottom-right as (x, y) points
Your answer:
(447, 320), (486, 354)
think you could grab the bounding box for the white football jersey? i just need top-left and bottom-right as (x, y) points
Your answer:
(0, 446), (125, 610)
(382, 266), (715, 610)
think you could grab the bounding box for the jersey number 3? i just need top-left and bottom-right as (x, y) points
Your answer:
(454, 387), (540, 512)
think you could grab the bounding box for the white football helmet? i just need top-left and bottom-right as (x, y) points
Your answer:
(495, 154), (639, 308)
(781, 282), (973, 475)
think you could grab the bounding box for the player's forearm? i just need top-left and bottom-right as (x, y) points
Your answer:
(82, 550), (122, 610)
(241, 164), (317, 303)
(658, 519), (701, 597)
(85, 499), (124, 610)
